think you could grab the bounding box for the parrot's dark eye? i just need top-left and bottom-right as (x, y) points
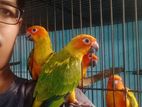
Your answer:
(83, 38), (91, 44)
(32, 28), (38, 33)
(88, 54), (92, 58)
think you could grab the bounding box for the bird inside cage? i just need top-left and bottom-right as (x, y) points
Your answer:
(26, 25), (99, 107)
(106, 75), (138, 107)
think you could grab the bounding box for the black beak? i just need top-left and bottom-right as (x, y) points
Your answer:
(89, 41), (99, 54)
(26, 32), (33, 41)
(89, 60), (97, 67)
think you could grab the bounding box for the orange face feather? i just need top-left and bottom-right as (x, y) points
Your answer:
(107, 75), (124, 89)
(82, 53), (98, 78)
(26, 26), (48, 42)
(106, 75), (130, 107)
(67, 34), (99, 60)
(82, 53), (98, 67)
(71, 34), (97, 49)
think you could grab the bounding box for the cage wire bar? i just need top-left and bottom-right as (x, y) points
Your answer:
(99, 0), (105, 106)
(10, 0), (142, 106)
(122, 0), (128, 106)
(134, 0), (141, 105)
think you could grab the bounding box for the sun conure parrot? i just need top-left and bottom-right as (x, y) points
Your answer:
(26, 26), (53, 80)
(106, 75), (138, 107)
(32, 34), (99, 107)
(82, 53), (98, 78)
(67, 53), (98, 104)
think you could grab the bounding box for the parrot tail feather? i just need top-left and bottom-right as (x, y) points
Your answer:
(48, 98), (64, 107)
(42, 96), (65, 107)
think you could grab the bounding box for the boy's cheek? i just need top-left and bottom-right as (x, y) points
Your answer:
(0, 36), (2, 47)
(0, 25), (19, 69)
(0, 48), (9, 69)
(0, 33), (4, 49)
(0, 43), (13, 70)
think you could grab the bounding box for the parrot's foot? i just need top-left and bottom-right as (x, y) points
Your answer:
(70, 99), (79, 105)
(67, 98), (79, 105)
(69, 101), (93, 107)
(69, 100), (81, 107)
(64, 98), (93, 107)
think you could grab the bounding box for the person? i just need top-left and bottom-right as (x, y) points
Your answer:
(0, 0), (95, 107)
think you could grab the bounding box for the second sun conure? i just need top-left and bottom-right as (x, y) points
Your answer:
(26, 26), (53, 80)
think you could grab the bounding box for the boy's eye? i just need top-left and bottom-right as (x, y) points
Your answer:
(0, 2), (21, 24)
(0, 8), (15, 18)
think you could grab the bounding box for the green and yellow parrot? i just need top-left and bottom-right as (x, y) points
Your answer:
(26, 26), (53, 80)
(67, 53), (98, 103)
(106, 75), (138, 107)
(32, 34), (99, 107)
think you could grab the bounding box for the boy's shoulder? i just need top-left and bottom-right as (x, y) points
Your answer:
(13, 76), (36, 94)
(0, 75), (36, 107)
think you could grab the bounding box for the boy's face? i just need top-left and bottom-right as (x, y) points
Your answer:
(0, 0), (22, 70)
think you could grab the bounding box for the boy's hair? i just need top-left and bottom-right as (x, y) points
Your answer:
(17, 0), (25, 9)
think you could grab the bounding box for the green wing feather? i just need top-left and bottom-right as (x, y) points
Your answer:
(34, 50), (81, 102)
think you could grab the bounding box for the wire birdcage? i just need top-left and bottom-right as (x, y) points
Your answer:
(10, 0), (142, 106)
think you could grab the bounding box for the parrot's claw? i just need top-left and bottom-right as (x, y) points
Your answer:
(70, 102), (81, 107)
(73, 99), (79, 105)
(69, 99), (80, 106)
(70, 102), (93, 107)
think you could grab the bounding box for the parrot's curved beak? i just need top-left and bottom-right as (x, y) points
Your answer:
(89, 41), (99, 54)
(26, 32), (33, 41)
